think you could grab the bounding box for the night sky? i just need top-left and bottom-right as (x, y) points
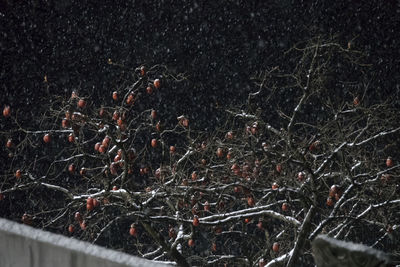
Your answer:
(1, 0), (399, 128)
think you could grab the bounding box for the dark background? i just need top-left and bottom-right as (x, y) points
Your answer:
(1, 0), (400, 129)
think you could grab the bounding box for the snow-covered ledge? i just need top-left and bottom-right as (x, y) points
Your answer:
(0, 218), (171, 267)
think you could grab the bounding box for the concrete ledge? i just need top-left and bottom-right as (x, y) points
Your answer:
(0, 218), (171, 267)
(312, 234), (390, 267)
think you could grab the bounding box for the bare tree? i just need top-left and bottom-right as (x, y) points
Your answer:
(1, 37), (399, 266)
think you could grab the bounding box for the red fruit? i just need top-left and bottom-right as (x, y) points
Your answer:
(170, 145), (176, 154)
(386, 157), (393, 167)
(129, 224), (137, 236)
(216, 147), (224, 158)
(257, 221), (264, 230)
(353, 96), (360, 106)
(77, 99), (86, 108)
(272, 242), (280, 253)
(281, 202), (289, 211)
(101, 135), (111, 146)
(126, 94), (135, 105)
(102, 136), (111, 147)
(112, 110), (119, 121)
(169, 227), (176, 239)
(191, 171), (198, 181)
(80, 221), (87, 230)
(193, 216), (200, 226)
(276, 164), (282, 173)
(272, 182), (279, 190)
(146, 86), (153, 94)
(244, 218), (251, 224)
(62, 118), (70, 128)
(151, 110), (157, 119)
(181, 118), (189, 127)
(117, 118), (124, 127)
(110, 163), (118, 175)
(93, 198), (100, 207)
(79, 168), (86, 177)
(74, 212), (82, 222)
(112, 91), (118, 101)
(259, 259), (266, 267)
(155, 168), (161, 179)
(309, 140), (320, 152)
(21, 213), (32, 225)
(71, 113), (81, 121)
(99, 145), (106, 153)
(120, 126), (126, 134)
(68, 133), (75, 143)
(153, 79), (161, 89)
(204, 201), (210, 212)
(309, 143), (315, 151)
(201, 159), (207, 165)
(247, 196), (255, 207)
(86, 197), (94, 206)
(234, 186), (241, 193)
(242, 164), (250, 172)
(68, 164), (76, 174)
(262, 142), (268, 151)
(71, 91), (78, 99)
(297, 171), (305, 181)
(214, 226), (223, 234)
(6, 139), (13, 148)
(201, 142), (207, 150)
(155, 121), (161, 132)
(191, 205), (199, 215)
(226, 151), (232, 160)
(86, 203), (94, 211)
(99, 107), (105, 117)
(43, 134), (51, 143)
(190, 195), (197, 207)
(114, 154), (121, 162)
(188, 239), (195, 247)
(112, 185), (118, 191)
(381, 174), (391, 183)
(226, 131), (234, 140)
(233, 168), (241, 176)
(94, 142), (101, 151)
(15, 169), (22, 179)
(329, 185), (338, 197)
(128, 149), (136, 161)
(326, 197), (334, 207)
(3, 105), (11, 117)
(68, 224), (74, 233)
(231, 163), (239, 171)
(151, 139), (157, 148)
(140, 66), (146, 76)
